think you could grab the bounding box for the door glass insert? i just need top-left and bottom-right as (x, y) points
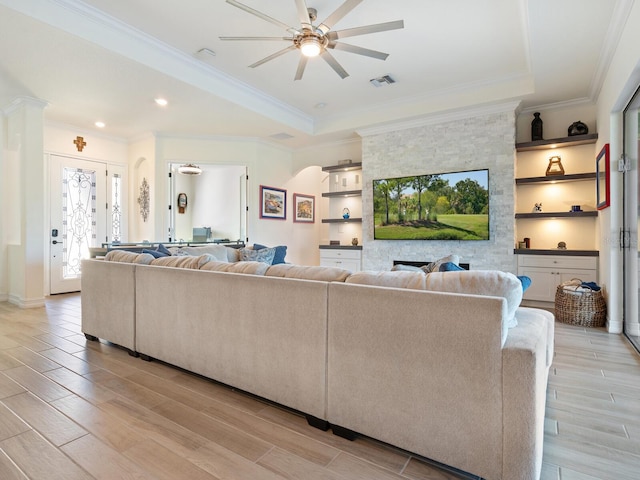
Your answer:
(62, 167), (96, 279)
(111, 173), (122, 242)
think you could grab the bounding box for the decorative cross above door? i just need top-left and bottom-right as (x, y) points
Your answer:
(73, 136), (86, 152)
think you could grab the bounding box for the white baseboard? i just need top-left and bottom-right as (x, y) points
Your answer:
(8, 294), (46, 309)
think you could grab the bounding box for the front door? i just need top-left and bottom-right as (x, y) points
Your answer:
(49, 155), (107, 294)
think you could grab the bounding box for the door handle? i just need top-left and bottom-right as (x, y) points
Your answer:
(52, 240), (59, 245)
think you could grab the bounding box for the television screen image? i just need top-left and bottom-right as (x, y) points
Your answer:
(373, 169), (489, 240)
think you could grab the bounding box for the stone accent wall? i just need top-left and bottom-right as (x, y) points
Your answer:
(362, 108), (516, 272)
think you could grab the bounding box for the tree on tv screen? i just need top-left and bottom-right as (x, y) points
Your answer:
(373, 171), (489, 240)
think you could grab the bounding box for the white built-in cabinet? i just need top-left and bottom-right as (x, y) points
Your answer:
(319, 162), (362, 271)
(514, 134), (599, 304)
(517, 254), (598, 302)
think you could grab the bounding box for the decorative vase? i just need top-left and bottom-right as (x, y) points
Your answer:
(342, 207), (350, 219)
(531, 112), (543, 141)
(351, 237), (358, 246)
(568, 121), (588, 136)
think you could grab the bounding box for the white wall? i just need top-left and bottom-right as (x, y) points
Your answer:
(593, 0), (640, 333)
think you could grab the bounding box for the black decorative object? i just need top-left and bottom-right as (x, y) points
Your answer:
(568, 121), (588, 136)
(531, 112), (543, 141)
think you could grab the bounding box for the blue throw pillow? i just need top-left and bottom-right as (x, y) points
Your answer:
(157, 243), (172, 256)
(253, 243), (287, 264)
(439, 262), (465, 272)
(517, 275), (532, 292)
(143, 248), (168, 258)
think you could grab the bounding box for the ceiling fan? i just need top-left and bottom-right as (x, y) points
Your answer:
(219, 0), (404, 80)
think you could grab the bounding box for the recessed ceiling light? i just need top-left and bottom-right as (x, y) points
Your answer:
(155, 98), (168, 106)
(315, 102), (327, 109)
(95, 121), (105, 128)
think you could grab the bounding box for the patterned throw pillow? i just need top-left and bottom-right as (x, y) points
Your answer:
(420, 254), (461, 273)
(239, 247), (276, 265)
(253, 244), (287, 264)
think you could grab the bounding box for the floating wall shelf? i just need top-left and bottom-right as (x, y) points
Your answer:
(516, 133), (598, 152)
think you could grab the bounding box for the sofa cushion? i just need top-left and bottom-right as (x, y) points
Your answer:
(200, 260), (270, 275)
(254, 243), (287, 264)
(424, 270), (522, 329)
(150, 254), (214, 269)
(167, 244), (229, 262)
(266, 264), (351, 282)
(345, 270), (427, 290)
(239, 246), (276, 264)
(104, 250), (154, 265)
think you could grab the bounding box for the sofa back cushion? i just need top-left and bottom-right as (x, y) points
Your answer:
(150, 254), (213, 269)
(266, 264), (351, 282)
(424, 270), (522, 329)
(167, 244), (229, 262)
(200, 260), (270, 275)
(345, 270), (426, 290)
(104, 250), (154, 265)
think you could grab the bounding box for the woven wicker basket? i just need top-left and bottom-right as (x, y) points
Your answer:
(554, 281), (606, 327)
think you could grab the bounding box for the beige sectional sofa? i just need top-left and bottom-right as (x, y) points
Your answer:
(81, 251), (554, 480)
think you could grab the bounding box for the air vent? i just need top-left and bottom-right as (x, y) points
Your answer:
(369, 75), (396, 87)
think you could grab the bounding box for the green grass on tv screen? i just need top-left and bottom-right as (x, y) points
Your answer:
(373, 170), (489, 240)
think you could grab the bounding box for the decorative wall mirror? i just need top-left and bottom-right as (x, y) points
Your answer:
(596, 143), (610, 210)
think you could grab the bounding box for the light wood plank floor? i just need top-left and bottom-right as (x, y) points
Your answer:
(0, 294), (638, 480)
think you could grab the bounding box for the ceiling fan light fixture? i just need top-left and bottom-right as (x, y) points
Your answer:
(300, 36), (322, 57)
(177, 163), (202, 175)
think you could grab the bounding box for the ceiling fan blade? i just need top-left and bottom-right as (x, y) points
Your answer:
(321, 50), (349, 79)
(219, 36), (292, 41)
(249, 45), (297, 68)
(327, 20), (404, 40)
(328, 42), (389, 60)
(294, 0), (312, 30)
(317, 0), (363, 35)
(294, 56), (308, 81)
(225, 0), (300, 35)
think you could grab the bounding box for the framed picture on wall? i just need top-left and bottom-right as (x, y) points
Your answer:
(260, 185), (287, 220)
(293, 193), (315, 223)
(596, 143), (610, 210)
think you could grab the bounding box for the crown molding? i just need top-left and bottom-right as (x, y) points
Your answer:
(0, 0), (314, 134)
(519, 97), (595, 116)
(589, 0), (635, 101)
(315, 72), (533, 136)
(2, 96), (48, 115)
(356, 101), (521, 137)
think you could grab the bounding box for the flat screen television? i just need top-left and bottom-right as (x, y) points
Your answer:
(373, 169), (489, 240)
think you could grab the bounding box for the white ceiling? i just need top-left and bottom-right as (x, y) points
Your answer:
(0, 0), (628, 149)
